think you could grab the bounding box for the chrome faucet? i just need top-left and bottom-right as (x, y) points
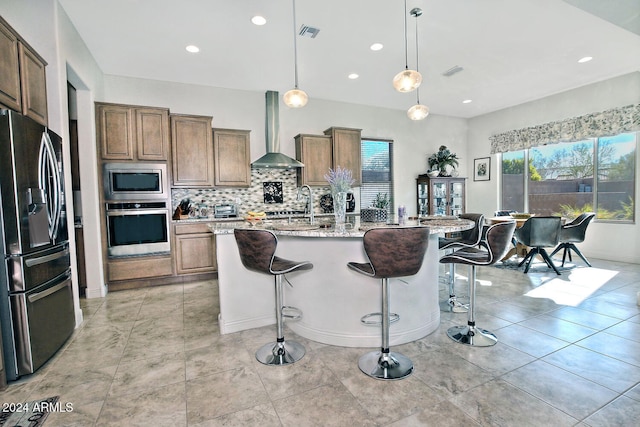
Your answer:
(297, 185), (315, 224)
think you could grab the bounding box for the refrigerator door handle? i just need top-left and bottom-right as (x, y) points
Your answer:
(24, 247), (70, 267)
(38, 131), (61, 241)
(27, 279), (69, 304)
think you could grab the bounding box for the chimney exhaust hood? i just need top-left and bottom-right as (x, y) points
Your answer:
(251, 91), (304, 169)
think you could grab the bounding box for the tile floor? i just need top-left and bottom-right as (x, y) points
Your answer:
(1, 257), (640, 426)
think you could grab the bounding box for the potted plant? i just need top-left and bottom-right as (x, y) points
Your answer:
(428, 145), (459, 177)
(361, 192), (389, 223)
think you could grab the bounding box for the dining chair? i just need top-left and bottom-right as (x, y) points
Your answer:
(550, 212), (595, 267)
(514, 216), (562, 274)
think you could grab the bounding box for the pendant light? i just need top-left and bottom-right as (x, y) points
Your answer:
(393, 0), (422, 93)
(283, 0), (308, 108)
(407, 7), (429, 120)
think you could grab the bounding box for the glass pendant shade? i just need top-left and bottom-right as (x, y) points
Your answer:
(407, 103), (429, 120)
(283, 88), (308, 108)
(393, 69), (422, 92)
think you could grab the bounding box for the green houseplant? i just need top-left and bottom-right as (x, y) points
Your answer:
(428, 145), (459, 177)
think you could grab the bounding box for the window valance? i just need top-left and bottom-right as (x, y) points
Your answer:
(489, 104), (640, 154)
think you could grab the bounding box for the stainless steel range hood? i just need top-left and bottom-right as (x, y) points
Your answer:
(251, 91), (304, 169)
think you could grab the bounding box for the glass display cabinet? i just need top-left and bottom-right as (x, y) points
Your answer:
(416, 175), (466, 216)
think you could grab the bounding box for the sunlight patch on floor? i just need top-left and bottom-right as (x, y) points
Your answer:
(523, 267), (618, 306)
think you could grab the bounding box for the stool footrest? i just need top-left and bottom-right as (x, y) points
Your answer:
(360, 312), (399, 326)
(282, 305), (302, 320)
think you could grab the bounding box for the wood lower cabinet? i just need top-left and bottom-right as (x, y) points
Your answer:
(96, 102), (169, 161)
(107, 254), (174, 282)
(171, 114), (214, 187)
(0, 16), (48, 125)
(324, 127), (362, 186)
(213, 128), (251, 187)
(173, 222), (216, 274)
(295, 134), (332, 186)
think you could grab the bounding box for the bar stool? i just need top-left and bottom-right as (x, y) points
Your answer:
(348, 226), (430, 380)
(234, 228), (313, 365)
(438, 213), (484, 313)
(440, 221), (515, 347)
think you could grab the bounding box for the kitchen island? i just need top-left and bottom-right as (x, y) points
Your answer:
(210, 218), (473, 347)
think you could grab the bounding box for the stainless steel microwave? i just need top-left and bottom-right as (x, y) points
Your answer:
(103, 163), (168, 201)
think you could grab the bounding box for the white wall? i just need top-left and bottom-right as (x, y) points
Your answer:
(1, 0), (108, 307)
(467, 72), (640, 263)
(102, 75), (469, 216)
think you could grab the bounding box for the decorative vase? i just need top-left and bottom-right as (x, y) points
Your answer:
(333, 191), (347, 230)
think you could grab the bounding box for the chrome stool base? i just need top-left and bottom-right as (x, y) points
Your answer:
(358, 350), (414, 380)
(447, 324), (497, 347)
(256, 340), (305, 366)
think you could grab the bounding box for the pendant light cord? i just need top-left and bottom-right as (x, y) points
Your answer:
(414, 9), (420, 103)
(403, 0), (409, 71)
(292, 0), (300, 89)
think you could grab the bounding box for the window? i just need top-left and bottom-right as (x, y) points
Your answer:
(501, 132), (636, 222)
(361, 139), (393, 216)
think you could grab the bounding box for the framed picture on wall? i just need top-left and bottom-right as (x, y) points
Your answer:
(474, 157), (491, 181)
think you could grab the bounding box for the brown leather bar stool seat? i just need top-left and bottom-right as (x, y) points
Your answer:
(234, 228), (313, 365)
(440, 221), (516, 347)
(348, 226), (430, 380)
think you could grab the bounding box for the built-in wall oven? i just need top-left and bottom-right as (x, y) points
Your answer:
(103, 162), (168, 201)
(105, 201), (170, 257)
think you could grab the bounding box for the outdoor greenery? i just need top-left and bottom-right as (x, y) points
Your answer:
(502, 158), (542, 181)
(554, 198), (634, 221)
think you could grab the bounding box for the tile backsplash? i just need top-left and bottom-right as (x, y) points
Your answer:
(171, 168), (360, 217)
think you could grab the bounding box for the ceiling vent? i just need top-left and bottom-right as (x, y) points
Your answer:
(442, 65), (464, 77)
(299, 25), (320, 38)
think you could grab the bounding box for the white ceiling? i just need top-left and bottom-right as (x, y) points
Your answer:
(58, 0), (640, 118)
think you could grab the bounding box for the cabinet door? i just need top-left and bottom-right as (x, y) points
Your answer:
(325, 127), (362, 185)
(0, 20), (21, 112)
(448, 179), (465, 216)
(417, 178), (429, 216)
(97, 104), (134, 160)
(213, 128), (251, 187)
(175, 233), (217, 274)
(19, 43), (47, 126)
(171, 114), (214, 187)
(174, 223), (217, 274)
(431, 180), (448, 216)
(136, 107), (169, 161)
(295, 134), (332, 186)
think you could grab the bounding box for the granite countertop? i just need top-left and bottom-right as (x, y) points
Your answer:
(208, 217), (474, 238)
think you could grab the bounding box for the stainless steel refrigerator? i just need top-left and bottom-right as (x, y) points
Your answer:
(0, 109), (75, 381)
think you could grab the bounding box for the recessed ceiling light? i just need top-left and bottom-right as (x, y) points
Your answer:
(578, 56), (593, 63)
(251, 15), (267, 26)
(462, 99), (472, 104)
(185, 45), (200, 53)
(370, 43), (383, 51)
(348, 73), (359, 80)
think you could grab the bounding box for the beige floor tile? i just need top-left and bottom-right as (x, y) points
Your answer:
(186, 367), (269, 424)
(502, 360), (618, 419)
(96, 382), (186, 427)
(109, 352), (186, 397)
(271, 382), (377, 426)
(450, 379), (578, 426)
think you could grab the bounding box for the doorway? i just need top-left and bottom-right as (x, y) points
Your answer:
(67, 82), (87, 295)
